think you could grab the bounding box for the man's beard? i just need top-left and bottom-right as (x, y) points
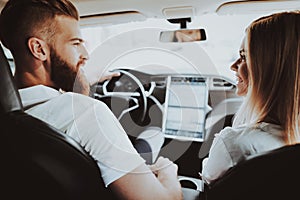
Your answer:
(50, 49), (90, 95)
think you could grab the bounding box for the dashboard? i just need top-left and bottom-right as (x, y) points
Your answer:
(93, 68), (242, 145)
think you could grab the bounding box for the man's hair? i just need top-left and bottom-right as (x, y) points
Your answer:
(0, 0), (79, 51)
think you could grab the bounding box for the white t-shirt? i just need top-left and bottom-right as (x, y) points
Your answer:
(201, 123), (285, 184)
(19, 85), (145, 187)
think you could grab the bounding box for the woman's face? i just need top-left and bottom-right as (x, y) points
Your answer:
(230, 37), (249, 96)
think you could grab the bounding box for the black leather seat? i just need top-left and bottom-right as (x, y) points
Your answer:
(203, 143), (300, 200)
(0, 45), (116, 199)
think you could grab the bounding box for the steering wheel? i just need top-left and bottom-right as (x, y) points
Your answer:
(102, 69), (148, 122)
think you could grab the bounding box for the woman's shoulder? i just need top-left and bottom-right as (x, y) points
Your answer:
(217, 125), (247, 140)
(219, 123), (283, 137)
(218, 123), (285, 155)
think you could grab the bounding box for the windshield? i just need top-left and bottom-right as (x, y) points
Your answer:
(1, 12), (273, 80)
(81, 13), (265, 82)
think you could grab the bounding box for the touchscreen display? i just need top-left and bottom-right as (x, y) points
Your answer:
(163, 76), (208, 142)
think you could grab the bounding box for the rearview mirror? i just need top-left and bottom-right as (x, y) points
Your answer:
(160, 29), (206, 43)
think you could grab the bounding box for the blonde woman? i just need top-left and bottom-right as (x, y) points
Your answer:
(201, 11), (300, 184)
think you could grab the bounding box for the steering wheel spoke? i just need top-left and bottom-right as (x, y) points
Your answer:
(100, 69), (148, 122)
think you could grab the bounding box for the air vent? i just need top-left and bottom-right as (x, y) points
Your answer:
(212, 78), (233, 89)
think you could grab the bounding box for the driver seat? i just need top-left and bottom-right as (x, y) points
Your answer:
(0, 46), (115, 199)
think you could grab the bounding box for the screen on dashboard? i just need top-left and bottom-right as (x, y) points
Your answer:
(162, 76), (208, 142)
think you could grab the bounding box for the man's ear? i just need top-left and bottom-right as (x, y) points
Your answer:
(27, 37), (49, 61)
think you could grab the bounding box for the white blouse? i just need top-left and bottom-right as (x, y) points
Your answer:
(201, 123), (285, 184)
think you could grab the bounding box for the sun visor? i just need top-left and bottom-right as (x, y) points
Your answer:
(79, 11), (147, 27)
(217, 1), (300, 15)
(162, 6), (195, 19)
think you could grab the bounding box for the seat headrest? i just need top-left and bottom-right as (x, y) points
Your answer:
(0, 44), (23, 114)
(206, 143), (300, 200)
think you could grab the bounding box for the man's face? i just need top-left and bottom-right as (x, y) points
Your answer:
(49, 15), (90, 95)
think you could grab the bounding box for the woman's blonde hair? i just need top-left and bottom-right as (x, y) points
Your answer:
(233, 11), (300, 144)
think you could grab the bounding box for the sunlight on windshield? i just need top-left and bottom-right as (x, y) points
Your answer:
(81, 13), (263, 81)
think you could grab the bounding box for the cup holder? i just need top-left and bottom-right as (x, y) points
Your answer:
(178, 176), (203, 192)
(180, 179), (198, 190)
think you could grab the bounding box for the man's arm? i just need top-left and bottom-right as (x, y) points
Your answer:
(109, 157), (182, 200)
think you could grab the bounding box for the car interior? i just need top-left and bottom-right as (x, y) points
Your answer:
(1, 0), (300, 199)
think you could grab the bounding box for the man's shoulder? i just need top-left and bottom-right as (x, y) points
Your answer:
(19, 85), (61, 108)
(20, 85), (107, 110)
(60, 92), (109, 110)
(61, 91), (99, 103)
